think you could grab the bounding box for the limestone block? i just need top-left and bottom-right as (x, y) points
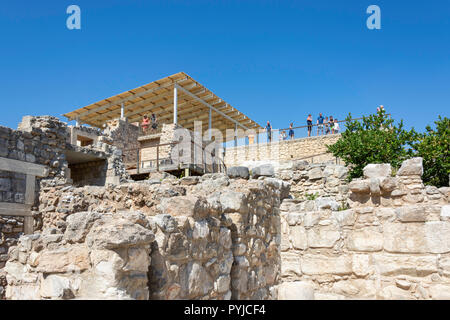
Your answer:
(383, 222), (427, 253)
(332, 209), (356, 226)
(347, 227), (383, 252)
(397, 157), (423, 176)
(429, 284), (450, 300)
(301, 254), (352, 275)
(227, 166), (250, 179)
(183, 262), (214, 298)
(220, 191), (248, 214)
(86, 219), (154, 250)
(371, 254), (437, 277)
(252, 164), (275, 178)
(36, 246), (90, 273)
(290, 225), (308, 250)
(280, 252), (302, 277)
(352, 254), (370, 277)
(160, 196), (200, 217)
(363, 164), (391, 179)
(277, 281), (315, 300)
(308, 167), (323, 180)
(40, 275), (73, 299)
(441, 205), (450, 219)
(379, 177), (398, 192)
(307, 226), (340, 248)
(425, 221), (450, 254)
(349, 180), (370, 193)
(369, 178), (381, 195)
(315, 197), (340, 211)
(379, 285), (412, 300)
(193, 220), (209, 240)
(395, 206), (426, 222)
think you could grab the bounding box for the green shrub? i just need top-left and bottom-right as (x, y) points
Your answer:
(412, 116), (450, 187)
(327, 109), (417, 180)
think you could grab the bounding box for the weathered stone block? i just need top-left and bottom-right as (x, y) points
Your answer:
(227, 166), (250, 179)
(383, 222), (427, 253)
(395, 206), (426, 222)
(397, 157), (423, 176)
(347, 228), (383, 252)
(363, 163), (392, 179)
(277, 281), (315, 300)
(280, 252), (302, 277)
(307, 226), (340, 248)
(301, 254), (352, 275)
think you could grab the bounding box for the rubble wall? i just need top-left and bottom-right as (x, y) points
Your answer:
(4, 173), (288, 300)
(278, 158), (450, 300)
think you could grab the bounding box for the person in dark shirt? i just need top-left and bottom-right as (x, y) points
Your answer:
(317, 113), (325, 136)
(151, 113), (158, 132)
(265, 121), (272, 142)
(288, 123), (294, 140)
(306, 114), (313, 137)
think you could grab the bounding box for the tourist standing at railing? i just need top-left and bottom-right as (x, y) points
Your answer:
(265, 121), (272, 142)
(317, 113), (325, 136)
(288, 123), (294, 140)
(333, 119), (340, 133)
(324, 117), (330, 135)
(141, 115), (150, 134)
(307, 114), (313, 137)
(280, 130), (287, 141)
(151, 113), (158, 132)
(329, 115), (334, 134)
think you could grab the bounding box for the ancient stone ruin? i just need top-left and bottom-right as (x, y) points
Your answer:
(0, 115), (449, 300)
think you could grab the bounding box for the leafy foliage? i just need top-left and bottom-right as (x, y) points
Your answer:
(327, 109), (417, 180)
(412, 116), (450, 187)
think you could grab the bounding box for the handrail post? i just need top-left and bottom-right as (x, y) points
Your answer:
(157, 144), (160, 172)
(137, 148), (140, 174)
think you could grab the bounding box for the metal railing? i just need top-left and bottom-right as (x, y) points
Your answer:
(254, 114), (391, 143)
(123, 140), (226, 174)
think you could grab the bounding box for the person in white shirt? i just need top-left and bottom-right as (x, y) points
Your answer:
(333, 119), (340, 133)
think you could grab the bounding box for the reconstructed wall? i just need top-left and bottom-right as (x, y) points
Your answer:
(4, 173), (288, 300)
(278, 158), (450, 300)
(104, 119), (140, 166)
(0, 116), (132, 298)
(224, 134), (340, 167)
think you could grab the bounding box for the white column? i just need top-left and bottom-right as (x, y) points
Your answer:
(208, 108), (212, 140)
(75, 117), (80, 127)
(173, 86), (178, 125)
(234, 123), (238, 147)
(121, 102), (125, 118)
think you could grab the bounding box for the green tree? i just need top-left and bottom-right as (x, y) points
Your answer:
(413, 116), (450, 187)
(327, 109), (417, 180)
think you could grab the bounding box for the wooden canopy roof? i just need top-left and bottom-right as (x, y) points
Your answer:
(63, 72), (262, 139)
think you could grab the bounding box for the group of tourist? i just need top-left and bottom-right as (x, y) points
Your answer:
(141, 114), (158, 134)
(308, 113), (340, 137)
(263, 113), (340, 142)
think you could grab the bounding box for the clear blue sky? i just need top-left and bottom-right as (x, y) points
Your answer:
(0, 0), (448, 132)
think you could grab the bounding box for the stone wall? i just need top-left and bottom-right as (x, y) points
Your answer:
(0, 116), (132, 298)
(278, 158), (450, 300)
(224, 134), (340, 167)
(4, 173), (288, 300)
(104, 119), (140, 166)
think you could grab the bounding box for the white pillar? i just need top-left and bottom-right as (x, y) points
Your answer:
(208, 108), (212, 140)
(234, 123), (238, 147)
(121, 102), (125, 118)
(173, 86), (178, 125)
(75, 117), (80, 127)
